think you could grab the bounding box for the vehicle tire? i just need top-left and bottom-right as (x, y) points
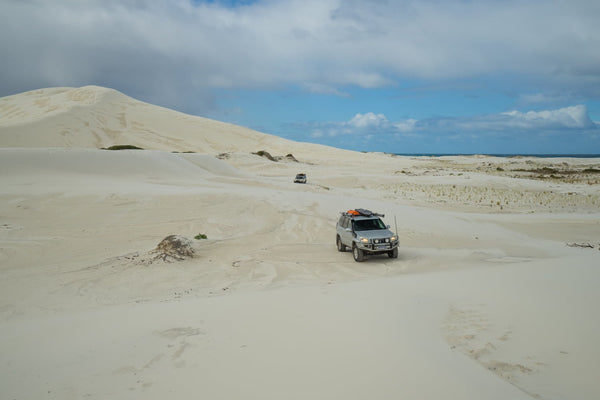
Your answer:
(388, 247), (398, 258)
(352, 243), (365, 262)
(336, 236), (347, 252)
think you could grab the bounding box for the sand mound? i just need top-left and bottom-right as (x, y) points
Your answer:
(150, 235), (196, 262)
(97, 235), (199, 267)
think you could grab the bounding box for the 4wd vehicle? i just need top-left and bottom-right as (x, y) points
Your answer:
(336, 209), (399, 262)
(294, 173), (307, 183)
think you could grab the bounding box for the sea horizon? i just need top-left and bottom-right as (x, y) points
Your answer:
(392, 153), (600, 158)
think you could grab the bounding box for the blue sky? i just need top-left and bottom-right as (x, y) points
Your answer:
(1, 0), (599, 154)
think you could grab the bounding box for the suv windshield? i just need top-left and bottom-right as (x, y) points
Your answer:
(353, 218), (386, 231)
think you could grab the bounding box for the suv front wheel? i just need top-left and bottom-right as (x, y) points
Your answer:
(352, 243), (365, 262)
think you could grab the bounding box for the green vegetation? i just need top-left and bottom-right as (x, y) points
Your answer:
(534, 167), (559, 174)
(514, 167), (557, 174)
(251, 150), (299, 162)
(254, 150), (276, 161)
(194, 233), (208, 240)
(102, 145), (144, 150)
(285, 153), (299, 162)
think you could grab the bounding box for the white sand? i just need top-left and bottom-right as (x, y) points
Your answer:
(1, 86), (599, 399)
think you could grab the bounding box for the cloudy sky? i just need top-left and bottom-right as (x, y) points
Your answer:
(1, 0), (599, 154)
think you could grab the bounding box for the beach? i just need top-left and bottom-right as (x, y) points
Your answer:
(1, 86), (599, 399)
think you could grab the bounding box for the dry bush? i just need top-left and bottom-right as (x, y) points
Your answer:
(150, 235), (196, 262)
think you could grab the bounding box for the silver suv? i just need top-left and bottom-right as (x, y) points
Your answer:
(336, 209), (399, 262)
(294, 173), (307, 183)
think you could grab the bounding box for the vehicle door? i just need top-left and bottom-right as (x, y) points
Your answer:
(339, 216), (354, 246)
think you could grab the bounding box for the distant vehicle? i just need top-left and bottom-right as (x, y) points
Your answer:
(294, 173), (307, 184)
(336, 209), (399, 262)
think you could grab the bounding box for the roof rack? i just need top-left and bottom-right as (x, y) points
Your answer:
(343, 208), (385, 218)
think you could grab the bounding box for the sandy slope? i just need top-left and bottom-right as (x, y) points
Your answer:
(1, 86), (599, 400)
(0, 85), (346, 157)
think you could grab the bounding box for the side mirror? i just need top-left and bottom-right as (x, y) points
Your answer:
(386, 225), (390, 229)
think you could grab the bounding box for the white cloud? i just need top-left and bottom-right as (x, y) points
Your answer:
(348, 112), (388, 129)
(302, 83), (350, 97)
(518, 93), (573, 105)
(310, 129), (324, 138)
(1, 0), (599, 109)
(393, 119), (418, 133)
(309, 105), (598, 138)
(501, 105), (595, 130)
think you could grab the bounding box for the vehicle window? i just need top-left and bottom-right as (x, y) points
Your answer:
(353, 218), (386, 231)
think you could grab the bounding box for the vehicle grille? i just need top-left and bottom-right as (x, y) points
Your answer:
(372, 238), (391, 244)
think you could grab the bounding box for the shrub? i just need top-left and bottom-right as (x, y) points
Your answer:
(194, 233), (208, 240)
(102, 144), (144, 150)
(254, 150), (276, 161)
(152, 235), (195, 262)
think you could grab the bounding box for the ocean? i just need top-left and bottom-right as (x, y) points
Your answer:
(394, 153), (600, 158)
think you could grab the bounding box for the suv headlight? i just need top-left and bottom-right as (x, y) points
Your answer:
(391, 236), (397, 242)
(360, 237), (369, 244)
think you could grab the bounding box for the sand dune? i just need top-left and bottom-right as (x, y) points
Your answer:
(0, 86), (338, 156)
(1, 86), (599, 399)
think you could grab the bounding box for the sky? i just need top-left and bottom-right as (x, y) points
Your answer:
(1, 0), (599, 154)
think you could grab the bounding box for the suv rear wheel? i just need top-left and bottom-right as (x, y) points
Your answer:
(352, 243), (365, 262)
(388, 247), (398, 258)
(336, 235), (347, 252)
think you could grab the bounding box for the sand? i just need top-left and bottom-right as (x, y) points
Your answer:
(1, 86), (599, 399)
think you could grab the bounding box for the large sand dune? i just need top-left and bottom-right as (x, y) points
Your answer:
(1, 86), (599, 399)
(0, 85), (341, 156)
